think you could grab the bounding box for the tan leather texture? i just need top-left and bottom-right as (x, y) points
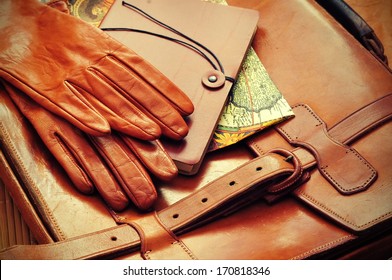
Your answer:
(0, 0), (193, 139)
(1, 0), (392, 260)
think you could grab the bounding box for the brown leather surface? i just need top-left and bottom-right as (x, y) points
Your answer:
(1, 0), (392, 259)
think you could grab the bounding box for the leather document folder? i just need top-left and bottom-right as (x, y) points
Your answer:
(99, 0), (259, 175)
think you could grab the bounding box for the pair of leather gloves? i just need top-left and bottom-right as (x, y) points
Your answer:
(0, 0), (194, 211)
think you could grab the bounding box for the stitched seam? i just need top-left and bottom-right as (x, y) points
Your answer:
(278, 104), (322, 141)
(277, 105), (322, 141)
(297, 188), (392, 230)
(280, 104), (377, 193)
(63, 80), (98, 110)
(141, 241), (196, 260)
(172, 240), (197, 260)
(290, 235), (354, 260)
(0, 122), (65, 240)
(248, 140), (266, 155)
(296, 103), (324, 123)
(320, 148), (377, 193)
(278, 104), (324, 141)
(53, 133), (92, 189)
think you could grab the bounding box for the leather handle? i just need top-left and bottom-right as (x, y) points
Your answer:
(316, 0), (389, 66)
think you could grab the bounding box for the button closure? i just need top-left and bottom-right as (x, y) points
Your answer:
(201, 70), (225, 89)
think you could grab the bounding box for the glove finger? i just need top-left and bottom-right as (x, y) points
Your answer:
(122, 137), (178, 181)
(71, 70), (162, 140)
(0, 0), (109, 136)
(0, 73), (110, 137)
(8, 85), (92, 194)
(6, 84), (130, 211)
(53, 130), (130, 212)
(91, 54), (192, 140)
(113, 44), (194, 117)
(90, 134), (158, 210)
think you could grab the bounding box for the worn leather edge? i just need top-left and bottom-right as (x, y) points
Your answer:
(0, 149), (53, 245)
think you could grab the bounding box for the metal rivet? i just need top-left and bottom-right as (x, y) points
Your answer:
(208, 75), (218, 83)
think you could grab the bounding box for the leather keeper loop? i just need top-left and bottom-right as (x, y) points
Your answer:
(276, 104), (377, 194)
(265, 148), (303, 194)
(126, 212), (196, 260)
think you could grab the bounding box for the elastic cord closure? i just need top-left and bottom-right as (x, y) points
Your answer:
(101, 1), (236, 89)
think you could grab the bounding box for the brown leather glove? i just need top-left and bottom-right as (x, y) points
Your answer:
(0, 0), (193, 140)
(5, 82), (178, 211)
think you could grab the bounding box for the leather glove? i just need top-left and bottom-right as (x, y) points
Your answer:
(0, 0), (193, 140)
(5, 81), (178, 211)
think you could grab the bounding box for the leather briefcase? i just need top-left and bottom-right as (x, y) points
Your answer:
(1, 0), (392, 259)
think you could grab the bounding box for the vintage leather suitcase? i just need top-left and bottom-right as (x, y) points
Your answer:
(1, 0), (392, 259)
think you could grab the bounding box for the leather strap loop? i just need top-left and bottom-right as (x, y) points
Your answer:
(276, 104), (377, 194)
(264, 148), (303, 193)
(267, 94), (392, 194)
(126, 212), (196, 260)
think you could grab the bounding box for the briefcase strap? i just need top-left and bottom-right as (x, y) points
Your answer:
(0, 151), (300, 259)
(1, 94), (391, 260)
(316, 0), (389, 67)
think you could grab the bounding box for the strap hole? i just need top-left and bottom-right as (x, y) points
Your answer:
(111, 236), (117, 241)
(229, 181), (236, 186)
(201, 198), (208, 203)
(256, 166), (263, 171)
(172, 213), (179, 219)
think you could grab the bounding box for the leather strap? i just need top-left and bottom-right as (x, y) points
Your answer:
(315, 0), (389, 66)
(1, 94), (391, 260)
(328, 93), (392, 144)
(276, 104), (377, 194)
(126, 212), (196, 260)
(0, 225), (140, 260)
(157, 151), (300, 233)
(274, 94), (392, 191)
(0, 151), (297, 259)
